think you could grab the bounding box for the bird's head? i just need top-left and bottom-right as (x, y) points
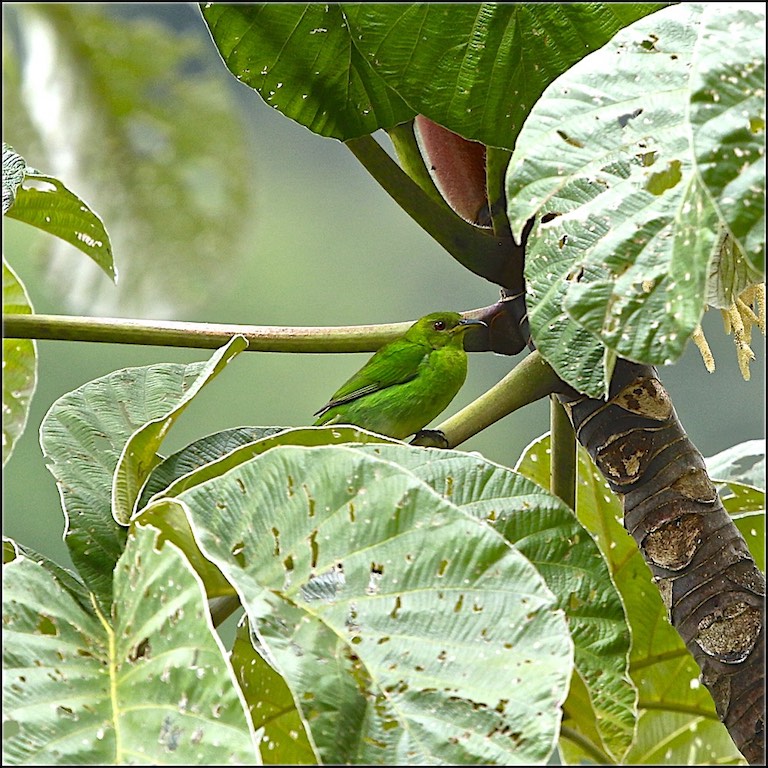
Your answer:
(407, 312), (488, 349)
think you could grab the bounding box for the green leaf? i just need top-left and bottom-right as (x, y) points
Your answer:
(2, 259), (37, 467)
(516, 433), (744, 764)
(705, 440), (765, 491)
(350, 444), (636, 762)
(506, 3), (765, 397)
(135, 426), (396, 603)
(40, 345), (244, 609)
(153, 425), (397, 502)
(4, 538), (94, 615)
(690, 4), (765, 274)
(112, 335), (247, 525)
(232, 618), (318, 765)
(201, 4), (414, 140)
(201, 5), (662, 147)
(148, 445), (572, 765)
(3, 525), (258, 765)
(2, 143), (115, 281)
(139, 426), (290, 508)
(732, 511), (765, 575)
(345, 3), (665, 149)
(703, 442), (765, 573)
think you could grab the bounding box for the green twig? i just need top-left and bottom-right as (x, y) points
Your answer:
(2, 308), (502, 353)
(413, 351), (564, 448)
(2, 313), (408, 352)
(345, 134), (520, 288)
(550, 394), (576, 509)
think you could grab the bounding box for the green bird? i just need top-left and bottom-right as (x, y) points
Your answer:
(313, 311), (486, 440)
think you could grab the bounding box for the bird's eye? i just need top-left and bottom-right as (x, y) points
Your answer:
(433, 320), (446, 331)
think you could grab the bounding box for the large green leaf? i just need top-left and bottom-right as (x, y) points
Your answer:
(112, 336), (247, 525)
(349, 444), (636, 762)
(138, 426), (289, 508)
(147, 445), (572, 765)
(135, 427), (398, 603)
(39, 343), (246, 609)
(151, 425), (398, 502)
(345, 3), (665, 149)
(2, 143), (115, 281)
(506, 3), (765, 397)
(3, 526), (258, 765)
(2, 259), (37, 467)
(689, 4), (765, 274)
(201, 3), (414, 140)
(232, 618), (318, 765)
(201, 4), (662, 149)
(516, 434), (744, 764)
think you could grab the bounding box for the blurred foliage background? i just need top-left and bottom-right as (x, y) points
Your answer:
(2, 3), (764, 571)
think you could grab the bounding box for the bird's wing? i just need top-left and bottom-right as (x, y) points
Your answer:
(313, 341), (429, 416)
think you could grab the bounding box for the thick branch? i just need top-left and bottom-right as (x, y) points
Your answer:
(411, 351), (564, 449)
(559, 360), (765, 764)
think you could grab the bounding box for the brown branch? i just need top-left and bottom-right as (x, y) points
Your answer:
(559, 360), (765, 764)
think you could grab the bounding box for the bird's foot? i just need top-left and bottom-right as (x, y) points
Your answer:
(410, 429), (450, 449)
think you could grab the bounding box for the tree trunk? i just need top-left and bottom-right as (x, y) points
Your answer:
(558, 359), (765, 764)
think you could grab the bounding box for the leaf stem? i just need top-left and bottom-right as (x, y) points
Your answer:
(550, 395), (576, 509)
(485, 146), (513, 239)
(345, 134), (521, 287)
(559, 725), (612, 764)
(385, 120), (446, 208)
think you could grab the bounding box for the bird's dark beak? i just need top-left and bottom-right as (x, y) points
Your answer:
(457, 318), (488, 329)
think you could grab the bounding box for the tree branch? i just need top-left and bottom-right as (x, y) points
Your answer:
(345, 134), (522, 288)
(412, 351), (565, 449)
(2, 307), (508, 353)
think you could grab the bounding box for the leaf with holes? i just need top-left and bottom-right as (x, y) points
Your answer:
(151, 425), (397, 503)
(138, 426), (289, 508)
(515, 433), (744, 764)
(351, 443), (636, 763)
(3, 143), (115, 281)
(146, 444), (572, 765)
(2, 525), (258, 765)
(40, 341), (244, 609)
(506, 3), (765, 397)
(689, 4), (765, 275)
(2, 259), (37, 467)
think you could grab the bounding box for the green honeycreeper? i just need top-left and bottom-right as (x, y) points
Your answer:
(313, 311), (486, 439)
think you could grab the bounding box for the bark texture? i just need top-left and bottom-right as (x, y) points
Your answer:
(559, 360), (765, 764)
